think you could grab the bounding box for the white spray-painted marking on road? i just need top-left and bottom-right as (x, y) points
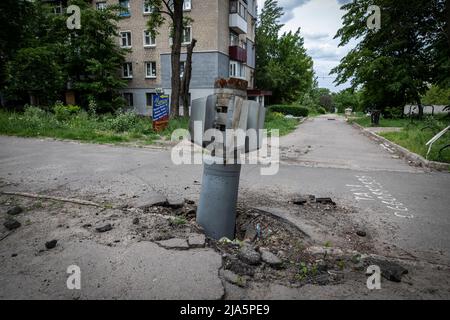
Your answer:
(346, 175), (413, 219)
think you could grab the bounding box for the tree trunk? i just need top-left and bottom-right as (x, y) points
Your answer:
(181, 38), (197, 117)
(417, 97), (424, 119)
(170, 0), (184, 118)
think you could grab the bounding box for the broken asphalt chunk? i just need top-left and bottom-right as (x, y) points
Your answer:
(188, 233), (206, 248)
(4, 219), (21, 231)
(315, 197), (336, 205)
(45, 240), (58, 250)
(368, 259), (408, 283)
(259, 248), (283, 269)
(156, 238), (189, 250)
(96, 224), (113, 233)
(293, 197), (307, 205)
(238, 244), (261, 266)
(7, 206), (23, 216)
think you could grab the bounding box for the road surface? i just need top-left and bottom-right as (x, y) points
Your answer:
(1, 115), (449, 299)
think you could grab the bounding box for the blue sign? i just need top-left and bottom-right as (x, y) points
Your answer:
(152, 94), (170, 121)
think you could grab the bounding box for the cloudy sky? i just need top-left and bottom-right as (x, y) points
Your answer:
(256, 0), (356, 92)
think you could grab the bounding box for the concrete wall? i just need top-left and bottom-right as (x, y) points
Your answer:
(404, 105), (449, 115)
(160, 51), (229, 88)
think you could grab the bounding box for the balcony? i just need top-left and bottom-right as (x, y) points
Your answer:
(229, 13), (247, 34)
(229, 46), (247, 63)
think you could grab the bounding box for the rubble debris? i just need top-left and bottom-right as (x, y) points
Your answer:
(132, 218), (140, 225)
(238, 244), (261, 266)
(244, 223), (257, 242)
(45, 240), (58, 250)
(369, 259), (408, 282)
(156, 238), (189, 250)
(188, 233), (206, 248)
(293, 197), (307, 205)
(3, 219), (21, 231)
(223, 256), (255, 276)
(356, 230), (367, 237)
(167, 197), (184, 209)
(315, 197), (336, 205)
(259, 248), (283, 269)
(96, 224), (113, 233)
(7, 206), (23, 216)
(221, 270), (247, 287)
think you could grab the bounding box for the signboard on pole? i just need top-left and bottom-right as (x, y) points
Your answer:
(152, 93), (170, 131)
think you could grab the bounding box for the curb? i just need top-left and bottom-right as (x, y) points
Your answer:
(351, 122), (449, 172)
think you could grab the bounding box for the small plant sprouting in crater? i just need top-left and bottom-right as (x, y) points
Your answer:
(324, 241), (332, 248)
(170, 217), (187, 226)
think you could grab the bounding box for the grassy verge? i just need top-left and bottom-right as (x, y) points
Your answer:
(350, 115), (450, 163)
(264, 111), (300, 136)
(0, 107), (187, 145)
(351, 116), (412, 128)
(0, 107), (299, 145)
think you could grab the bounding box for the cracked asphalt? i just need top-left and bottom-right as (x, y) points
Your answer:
(1, 115), (449, 299)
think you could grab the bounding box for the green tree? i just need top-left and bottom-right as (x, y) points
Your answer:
(63, 0), (128, 112)
(5, 46), (65, 106)
(3, 0), (127, 111)
(333, 89), (361, 114)
(332, 0), (449, 118)
(422, 85), (450, 105)
(256, 0), (314, 104)
(0, 0), (35, 104)
(145, 0), (192, 118)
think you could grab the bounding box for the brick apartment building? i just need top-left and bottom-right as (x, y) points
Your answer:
(91, 0), (257, 115)
(44, 0), (258, 115)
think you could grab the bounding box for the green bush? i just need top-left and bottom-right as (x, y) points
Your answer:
(53, 102), (81, 121)
(317, 107), (327, 114)
(105, 111), (139, 133)
(269, 105), (309, 117)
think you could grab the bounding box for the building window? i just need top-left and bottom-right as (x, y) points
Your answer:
(53, 1), (63, 14)
(145, 61), (157, 78)
(183, 0), (192, 11)
(143, 1), (153, 14)
(96, 1), (107, 10)
(122, 63), (133, 78)
(229, 61), (246, 79)
(168, 0), (192, 11)
(169, 26), (192, 45)
(230, 0), (247, 19)
(146, 93), (154, 107)
(230, 31), (239, 47)
(123, 93), (134, 107)
(143, 31), (156, 47)
(120, 31), (132, 48)
(119, 0), (131, 17)
(182, 26), (192, 44)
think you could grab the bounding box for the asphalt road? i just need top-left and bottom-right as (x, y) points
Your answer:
(1, 115), (449, 267)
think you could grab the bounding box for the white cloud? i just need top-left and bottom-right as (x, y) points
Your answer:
(256, 0), (358, 92)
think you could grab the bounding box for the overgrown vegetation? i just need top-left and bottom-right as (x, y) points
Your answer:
(351, 115), (450, 163)
(0, 105), (162, 145)
(264, 111), (299, 136)
(0, 104), (299, 144)
(1, 0), (128, 111)
(269, 105), (309, 117)
(332, 0), (450, 118)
